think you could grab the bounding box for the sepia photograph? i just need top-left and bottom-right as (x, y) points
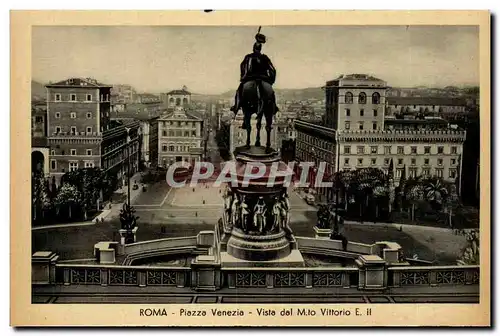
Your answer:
(11, 10), (490, 327)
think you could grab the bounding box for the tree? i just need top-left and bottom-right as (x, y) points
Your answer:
(423, 176), (450, 210)
(119, 203), (140, 244)
(32, 172), (50, 222)
(54, 183), (81, 220)
(457, 229), (479, 265)
(404, 176), (425, 221)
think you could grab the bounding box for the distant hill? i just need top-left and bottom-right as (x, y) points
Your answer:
(31, 80), (46, 101)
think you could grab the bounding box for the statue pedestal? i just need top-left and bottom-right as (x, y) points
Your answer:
(222, 146), (303, 266)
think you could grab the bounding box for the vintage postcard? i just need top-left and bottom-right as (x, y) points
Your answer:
(11, 10), (490, 327)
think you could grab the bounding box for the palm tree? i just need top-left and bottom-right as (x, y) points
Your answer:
(423, 177), (450, 210)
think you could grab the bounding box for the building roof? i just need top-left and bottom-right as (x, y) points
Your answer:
(387, 97), (467, 106)
(158, 107), (202, 121)
(46, 77), (111, 88)
(334, 73), (384, 81)
(166, 89), (191, 95)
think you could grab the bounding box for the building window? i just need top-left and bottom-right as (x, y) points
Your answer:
(169, 130), (174, 136)
(358, 122), (364, 130)
(384, 158), (390, 165)
(356, 146), (364, 154)
(451, 158), (456, 165)
(162, 145), (167, 152)
(169, 145), (174, 152)
(192, 130), (196, 136)
(86, 149), (92, 156)
(396, 169), (403, 178)
(372, 92), (380, 104)
(449, 169), (457, 179)
(69, 162), (78, 172)
(424, 158), (430, 165)
(163, 130), (167, 136)
(86, 127), (92, 134)
(345, 108), (350, 117)
(84, 161), (94, 168)
(358, 92), (367, 104)
(373, 109), (378, 117)
(422, 168), (430, 176)
(70, 94), (77, 101)
(398, 158), (403, 165)
(372, 122), (377, 130)
(451, 146), (457, 154)
(345, 121), (350, 130)
(50, 160), (56, 170)
(357, 158), (363, 165)
(424, 146), (431, 154)
(438, 146), (444, 154)
(360, 109), (364, 117)
(71, 126), (77, 135)
(345, 92), (353, 104)
(438, 158), (443, 165)
(371, 146), (378, 154)
(344, 146), (351, 154)
(409, 168), (418, 178)
(86, 94), (92, 101)
(184, 131), (190, 137)
(85, 112), (91, 119)
(411, 158), (416, 165)
(436, 168), (443, 178)
(397, 146), (404, 154)
(55, 112), (61, 119)
(371, 158), (376, 165)
(50, 149), (55, 156)
(70, 149), (77, 156)
(70, 112), (76, 119)
(55, 126), (61, 134)
(384, 146), (391, 154)
(55, 94), (61, 101)
(411, 146), (417, 154)
(344, 158), (350, 165)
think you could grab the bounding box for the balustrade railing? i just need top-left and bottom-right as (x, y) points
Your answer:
(55, 264), (191, 287)
(388, 265), (479, 287)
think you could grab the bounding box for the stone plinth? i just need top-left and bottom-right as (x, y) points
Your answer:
(222, 146), (300, 264)
(94, 242), (118, 264)
(32, 251), (59, 284)
(356, 255), (386, 290)
(313, 226), (332, 239)
(191, 255), (221, 291)
(220, 249), (305, 268)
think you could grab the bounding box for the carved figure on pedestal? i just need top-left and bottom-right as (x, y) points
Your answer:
(223, 187), (235, 225)
(270, 196), (282, 233)
(253, 196), (267, 233)
(240, 195), (250, 233)
(280, 190), (293, 235)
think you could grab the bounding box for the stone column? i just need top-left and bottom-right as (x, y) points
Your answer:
(32, 251), (59, 285)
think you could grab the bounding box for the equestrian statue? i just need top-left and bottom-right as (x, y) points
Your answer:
(230, 27), (279, 152)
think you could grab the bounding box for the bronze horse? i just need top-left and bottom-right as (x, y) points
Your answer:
(240, 80), (276, 151)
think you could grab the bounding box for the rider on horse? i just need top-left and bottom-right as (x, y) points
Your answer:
(230, 31), (279, 129)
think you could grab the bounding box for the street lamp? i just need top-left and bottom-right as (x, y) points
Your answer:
(125, 126), (131, 207)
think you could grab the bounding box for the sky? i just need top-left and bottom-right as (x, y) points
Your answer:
(32, 25), (479, 95)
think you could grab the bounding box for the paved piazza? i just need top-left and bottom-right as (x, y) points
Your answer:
(170, 183), (224, 207)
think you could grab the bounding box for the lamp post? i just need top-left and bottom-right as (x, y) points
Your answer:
(331, 134), (341, 239)
(126, 127), (131, 207)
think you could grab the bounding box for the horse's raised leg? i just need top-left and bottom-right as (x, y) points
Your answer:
(255, 114), (262, 147)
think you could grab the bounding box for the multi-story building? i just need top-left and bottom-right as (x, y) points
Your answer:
(46, 77), (140, 185)
(31, 101), (49, 176)
(111, 84), (136, 103)
(294, 74), (467, 203)
(324, 73), (387, 131)
(386, 97), (468, 121)
(157, 106), (204, 167)
(161, 87), (191, 109)
(138, 116), (159, 168)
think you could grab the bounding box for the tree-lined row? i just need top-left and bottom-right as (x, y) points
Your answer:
(31, 168), (118, 224)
